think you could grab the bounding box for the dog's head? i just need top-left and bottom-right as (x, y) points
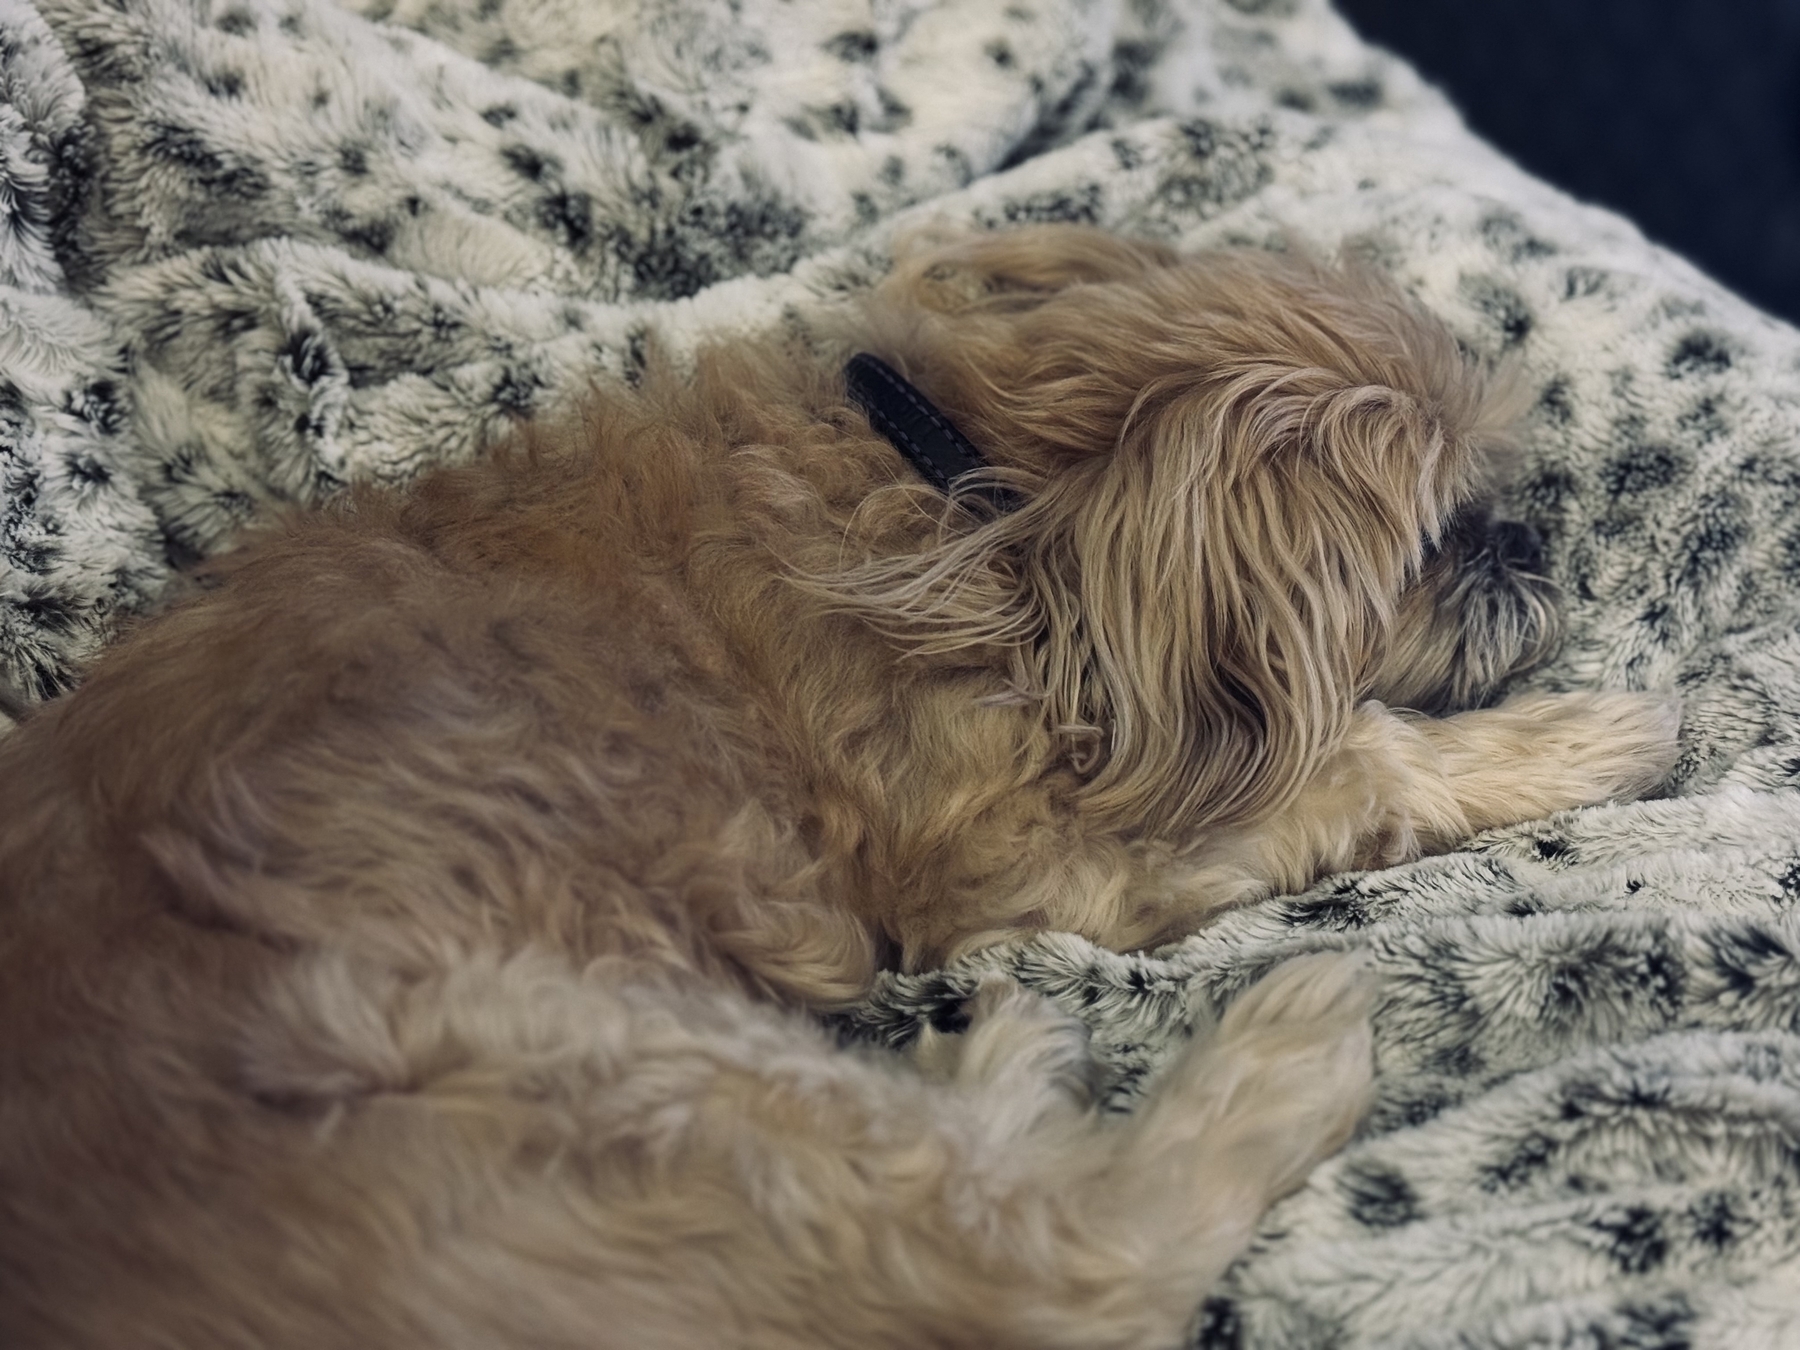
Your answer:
(813, 226), (1557, 837)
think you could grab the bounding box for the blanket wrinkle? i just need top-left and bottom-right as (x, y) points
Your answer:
(3, 0), (1800, 1344)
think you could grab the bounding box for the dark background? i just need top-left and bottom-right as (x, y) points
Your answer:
(1333, 0), (1800, 324)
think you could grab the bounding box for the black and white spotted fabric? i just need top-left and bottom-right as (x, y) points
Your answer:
(3, 0), (1799, 1343)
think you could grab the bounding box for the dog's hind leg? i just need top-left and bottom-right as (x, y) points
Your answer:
(1021, 948), (1375, 1346)
(907, 972), (1102, 1106)
(160, 948), (1370, 1350)
(693, 950), (1372, 1349)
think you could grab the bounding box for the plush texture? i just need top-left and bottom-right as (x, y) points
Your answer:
(1, 0), (1798, 1344)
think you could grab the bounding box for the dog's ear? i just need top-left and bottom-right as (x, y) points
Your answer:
(1049, 346), (1482, 836)
(808, 245), (1512, 839)
(1055, 256), (1515, 835)
(880, 224), (1180, 314)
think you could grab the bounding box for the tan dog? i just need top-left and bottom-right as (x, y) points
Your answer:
(0, 227), (1678, 1348)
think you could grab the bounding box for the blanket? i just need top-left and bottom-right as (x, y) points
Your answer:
(3, 0), (1799, 1343)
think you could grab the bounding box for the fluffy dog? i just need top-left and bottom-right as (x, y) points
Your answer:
(0, 227), (1678, 1348)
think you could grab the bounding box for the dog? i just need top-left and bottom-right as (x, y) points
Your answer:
(0, 226), (1679, 1348)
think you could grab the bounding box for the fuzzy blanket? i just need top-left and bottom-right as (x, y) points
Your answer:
(4, 0), (1800, 1343)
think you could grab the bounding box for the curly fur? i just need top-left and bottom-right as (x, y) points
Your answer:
(0, 227), (1679, 1349)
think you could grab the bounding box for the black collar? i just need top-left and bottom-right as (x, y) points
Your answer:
(843, 353), (1020, 512)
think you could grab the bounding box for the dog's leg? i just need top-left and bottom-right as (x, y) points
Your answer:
(908, 973), (1101, 1110)
(1115, 692), (1679, 945)
(1049, 950), (1375, 1344)
(174, 950), (1368, 1350)
(668, 952), (1373, 1349)
(1397, 688), (1681, 838)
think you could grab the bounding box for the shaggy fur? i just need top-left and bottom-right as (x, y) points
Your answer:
(0, 227), (1679, 1349)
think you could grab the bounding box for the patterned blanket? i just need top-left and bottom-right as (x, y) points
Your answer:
(4, 0), (1799, 1343)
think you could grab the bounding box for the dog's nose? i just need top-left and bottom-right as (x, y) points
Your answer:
(1491, 519), (1545, 573)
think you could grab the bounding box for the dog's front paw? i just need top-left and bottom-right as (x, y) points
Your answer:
(1508, 689), (1682, 804)
(1428, 690), (1682, 834)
